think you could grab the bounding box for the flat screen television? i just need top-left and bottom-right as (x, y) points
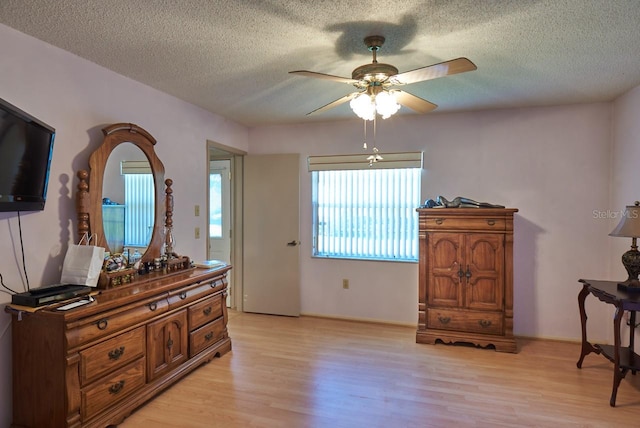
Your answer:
(0, 97), (55, 212)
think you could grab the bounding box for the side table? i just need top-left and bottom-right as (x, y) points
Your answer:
(576, 279), (640, 406)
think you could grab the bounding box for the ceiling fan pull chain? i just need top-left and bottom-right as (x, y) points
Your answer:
(373, 113), (377, 146)
(368, 115), (378, 167)
(363, 119), (367, 149)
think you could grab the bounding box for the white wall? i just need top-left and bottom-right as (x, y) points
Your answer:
(0, 24), (248, 427)
(249, 103), (614, 341)
(612, 85), (640, 268)
(611, 85), (640, 344)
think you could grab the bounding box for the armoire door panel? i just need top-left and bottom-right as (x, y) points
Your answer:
(428, 233), (464, 307)
(465, 234), (504, 310)
(468, 278), (502, 311)
(430, 277), (461, 307)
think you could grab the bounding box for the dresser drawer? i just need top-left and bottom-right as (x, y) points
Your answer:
(167, 277), (225, 310)
(80, 326), (145, 386)
(189, 317), (225, 357)
(188, 293), (223, 330)
(81, 357), (145, 421)
(68, 296), (168, 348)
(427, 308), (503, 335)
(423, 216), (506, 231)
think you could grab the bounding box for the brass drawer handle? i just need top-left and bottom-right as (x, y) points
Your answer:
(487, 219), (496, 226)
(204, 332), (214, 341)
(148, 301), (158, 311)
(96, 319), (108, 330)
(435, 218), (444, 225)
(108, 346), (125, 361)
(203, 307), (212, 316)
(437, 316), (451, 325)
(180, 291), (187, 300)
(479, 320), (493, 328)
(109, 380), (125, 395)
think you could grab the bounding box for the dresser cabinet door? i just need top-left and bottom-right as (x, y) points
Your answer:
(146, 310), (189, 381)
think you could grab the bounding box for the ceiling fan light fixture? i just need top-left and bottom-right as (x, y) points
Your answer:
(349, 90), (400, 121)
(350, 93), (376, 121)
(375, 91), (401, 119)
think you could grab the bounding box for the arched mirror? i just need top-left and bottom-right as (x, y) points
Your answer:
(77, 123), (165, 266)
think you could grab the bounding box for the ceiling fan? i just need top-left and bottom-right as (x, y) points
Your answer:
(289, 35), (477, 120)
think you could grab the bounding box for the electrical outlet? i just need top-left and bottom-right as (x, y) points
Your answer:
(194, 205), (200, 216)
(342, 279), (349, 289)
(195, 227), (200, 239)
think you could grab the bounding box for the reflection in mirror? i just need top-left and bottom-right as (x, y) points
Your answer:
(103, 143), (154, 254)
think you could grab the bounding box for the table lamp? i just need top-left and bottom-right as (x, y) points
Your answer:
(609, 201), (640, 291)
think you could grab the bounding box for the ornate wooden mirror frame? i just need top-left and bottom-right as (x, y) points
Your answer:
(76, 123), (167, 269)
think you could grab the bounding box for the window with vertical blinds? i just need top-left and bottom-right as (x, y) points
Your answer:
(309, 152), (422, 262)
(122, 161), (155, 248)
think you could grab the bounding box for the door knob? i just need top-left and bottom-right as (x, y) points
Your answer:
(287, 240), (300, 246)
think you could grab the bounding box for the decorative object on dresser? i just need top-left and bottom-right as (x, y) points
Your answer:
(415, 206), (518, 353)
(422, 195), (505, 209)
(609, 201), (640, 291)
(7, 123), (232, 428)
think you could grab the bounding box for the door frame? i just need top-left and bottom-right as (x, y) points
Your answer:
(206, 140), (245, 311)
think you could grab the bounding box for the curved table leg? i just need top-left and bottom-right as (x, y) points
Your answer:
(610, 305), (626, 407)
(577, 284), (598, 368)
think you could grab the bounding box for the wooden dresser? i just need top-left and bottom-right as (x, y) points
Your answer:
(8, 265), (231, 428)
(416, 208), (518, 353)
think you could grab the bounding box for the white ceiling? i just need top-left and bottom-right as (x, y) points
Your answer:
(2, 0), (640, 127)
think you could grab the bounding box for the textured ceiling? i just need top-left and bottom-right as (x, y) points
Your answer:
(2, 0), (640, 127)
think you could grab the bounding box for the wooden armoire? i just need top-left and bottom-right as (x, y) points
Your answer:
(416, 207), (518, 353)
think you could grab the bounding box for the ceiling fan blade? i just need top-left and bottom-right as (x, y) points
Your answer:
(307, 92), (359, 115)
(390, 58), (477, 85)
(289, 70), (357, 84)
(394, 90), (438, 113)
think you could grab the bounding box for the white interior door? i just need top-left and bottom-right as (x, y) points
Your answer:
(243, 154), (300, 316)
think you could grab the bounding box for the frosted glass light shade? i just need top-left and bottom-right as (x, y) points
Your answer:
(350, 93), (375, 121)
(349, 90), (401, 121)
(375, 91), (401, 119)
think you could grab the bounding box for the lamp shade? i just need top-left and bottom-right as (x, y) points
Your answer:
(609, 203), (640, 238)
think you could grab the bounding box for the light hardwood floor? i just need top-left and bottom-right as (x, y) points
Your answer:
(119, 311), (640, 427)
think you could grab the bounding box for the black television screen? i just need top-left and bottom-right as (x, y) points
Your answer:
(0, 97), (55, 212)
